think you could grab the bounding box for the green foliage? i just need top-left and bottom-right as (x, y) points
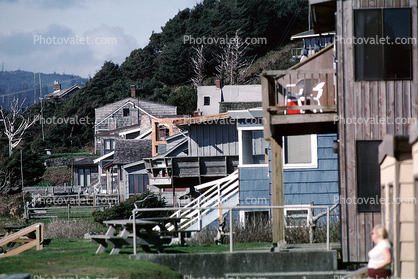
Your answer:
(0, 147), (46, 192)
(167, 86), (197, 115)
(92, 190), (167, 224)
(9, 0), (308, 154)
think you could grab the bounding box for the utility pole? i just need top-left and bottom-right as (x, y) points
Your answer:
(39, 97), (44, 141)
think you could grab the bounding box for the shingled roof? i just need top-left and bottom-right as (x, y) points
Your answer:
(113, 139), (152, 165)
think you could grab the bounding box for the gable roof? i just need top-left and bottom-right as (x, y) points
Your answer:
(72, 156), (99, 167)
(45, 84), (83, 99)
(113, 139), (152, 165)
(95, 98), (177, 117)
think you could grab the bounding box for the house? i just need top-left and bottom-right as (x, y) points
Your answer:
(94, 86), (177, 153)
(45, 81), (83, 99)
(197, 83), (262, 116)
(93, 87), (177, 197)
(122, 131), (189, 203)
(71, 156), (99, 188)
(94, 139), (152, 197)
(143, 108), (339, 224)
(379, 133), (416, 279)
(262, 0), (418, 263)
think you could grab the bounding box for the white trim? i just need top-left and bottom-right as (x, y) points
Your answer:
(93, 151), (114, 164)
(283, 134), (318, 169)
(118, 127), (141, 136)
(239, 164), (268, 168)
(238, 126), (268, 167)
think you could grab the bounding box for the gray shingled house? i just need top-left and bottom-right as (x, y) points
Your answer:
(94, 139), (152, 198)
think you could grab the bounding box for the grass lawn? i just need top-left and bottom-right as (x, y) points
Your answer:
(0, 238), (271, 279)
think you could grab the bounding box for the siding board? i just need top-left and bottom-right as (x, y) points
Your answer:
(336, 0), (348, 261)
(370, 81), (379, 139)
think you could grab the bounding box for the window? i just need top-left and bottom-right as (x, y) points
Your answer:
(155, 123), (169, 141)
(354, 8), (412, 81)
(204, 96), (210, 106)
(239, 128), (269, 166)
(284, 205), (312, 227)
(104, 139), (115, 154)
(123, 108), (130, 117)
(357, 140), (382, 212)
(77, 168), (91, 186)
(283, 134), (318, 169)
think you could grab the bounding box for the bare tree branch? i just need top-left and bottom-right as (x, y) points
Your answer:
(0, 98), (41, 156)
(215, 30), (254, 85)
(190, 45), (206, 87)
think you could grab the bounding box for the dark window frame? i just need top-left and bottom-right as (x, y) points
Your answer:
(354, 8), (412, 81)
(356, 140), (382, 212)
(203, 96), (210, 106)
(123, 108), (130, 117)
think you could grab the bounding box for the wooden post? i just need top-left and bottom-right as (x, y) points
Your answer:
(67, 204), (71, 218)
(36, 223), (43, 250)
(270, 136), (285, 245)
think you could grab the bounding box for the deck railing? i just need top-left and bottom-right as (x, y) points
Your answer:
(262, 69), (336, 114)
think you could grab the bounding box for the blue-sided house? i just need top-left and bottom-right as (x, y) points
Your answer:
(228, 109), (339, 225)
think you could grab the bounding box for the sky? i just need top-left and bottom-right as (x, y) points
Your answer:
(0, 0), (202, 78)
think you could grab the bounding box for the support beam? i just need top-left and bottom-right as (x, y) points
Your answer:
(270, 136), (284, 244)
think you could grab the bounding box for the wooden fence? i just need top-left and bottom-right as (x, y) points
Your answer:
(25, 204), (111, 219)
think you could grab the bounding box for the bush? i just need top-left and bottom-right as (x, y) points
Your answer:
(92, 190), (167, 224)
(0, 193), (32, 218)
(188, 216), (340, 245)
(45, 219), (106, 238)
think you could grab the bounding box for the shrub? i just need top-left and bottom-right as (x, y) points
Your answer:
(92, 190), (167, 224)
(45, 219), (106, 238)
(187, 216), (340, 245)
(0, 193), (32, 218)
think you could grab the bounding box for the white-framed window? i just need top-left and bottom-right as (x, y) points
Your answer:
(284, 205), (312, 227)
(238, 126), (269, 167)
(283, 134), (318, 169)
(104, 139), (115, 154)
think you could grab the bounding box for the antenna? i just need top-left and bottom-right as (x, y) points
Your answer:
(1, 60), (4, 72)
(39, 73), (42, 98)
(34, 69), (36, 105)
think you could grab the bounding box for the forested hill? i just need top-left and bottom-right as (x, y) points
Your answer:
(12, 0), (308, 154)
(0, 70), (86, 110)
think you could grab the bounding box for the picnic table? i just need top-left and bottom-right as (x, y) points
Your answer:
(90, 217), (185, 255)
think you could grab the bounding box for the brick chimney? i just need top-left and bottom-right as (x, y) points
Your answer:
(53, 81), (61, 92)
(215, 78), (221, 89)
(130, 85), (136, 98)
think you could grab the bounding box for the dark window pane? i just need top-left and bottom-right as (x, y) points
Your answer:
(354, 9), (383, 81)
(204, 96), (210, 106)
(357, 140), (382, 212)
(354, 8), (412, 81)
(123, 108), (130, 116)
(384, 9), (412, 80)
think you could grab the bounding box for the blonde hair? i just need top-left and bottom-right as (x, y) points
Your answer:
(374, 224), (388, 239)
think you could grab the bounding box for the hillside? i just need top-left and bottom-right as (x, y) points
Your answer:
(2, 0), (308, 155)
(0, 70), (86, 111)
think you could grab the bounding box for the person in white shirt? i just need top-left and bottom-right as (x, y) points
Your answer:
(367, 224), (392, 279)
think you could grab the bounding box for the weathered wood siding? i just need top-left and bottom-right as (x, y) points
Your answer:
(188, 123), (239, 157)
(337, 0), (418, 262)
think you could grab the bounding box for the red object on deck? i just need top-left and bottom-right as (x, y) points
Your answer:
(287, 101), (301, 114)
